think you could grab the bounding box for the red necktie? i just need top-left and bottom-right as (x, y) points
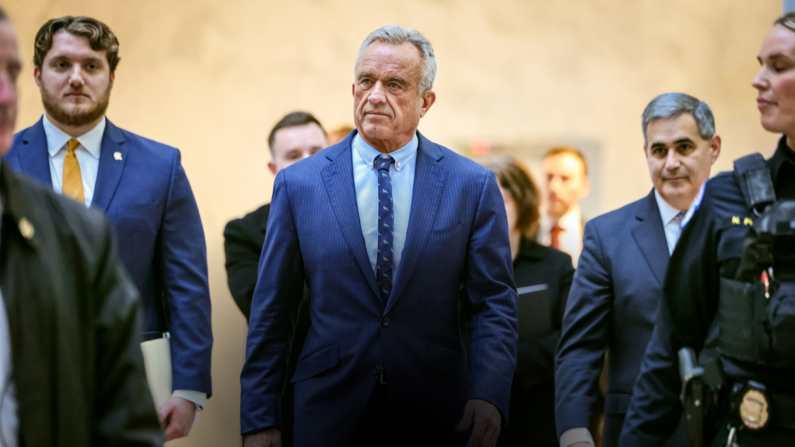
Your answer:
(550, 225), (563, 249)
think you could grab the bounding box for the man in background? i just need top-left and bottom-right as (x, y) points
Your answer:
(0, 7), (162, 446)
(6, 15), (212, 441)
(224, 111), (326, 447)
(224, 111), (327, 321)
(554, 93), (720, 447)
(538, 147), (589, 266)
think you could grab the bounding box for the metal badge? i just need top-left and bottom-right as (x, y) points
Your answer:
(739, 389), (769, 429)
(18, 218), (34, 240)
(114, 151), (123, 161)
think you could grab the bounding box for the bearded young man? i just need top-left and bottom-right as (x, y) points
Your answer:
(5, 16), (212, 442)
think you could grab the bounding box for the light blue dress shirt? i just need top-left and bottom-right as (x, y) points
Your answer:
(352, 132), (418, 282)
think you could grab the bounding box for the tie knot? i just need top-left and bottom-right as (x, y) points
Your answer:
(374, 155), (395, 171)
(67, 139), (80, 153)
(673, 210), (686, 224)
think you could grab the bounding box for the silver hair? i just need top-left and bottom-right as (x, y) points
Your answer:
(355, 24), (437, 95)
(642, 92), (716, 144)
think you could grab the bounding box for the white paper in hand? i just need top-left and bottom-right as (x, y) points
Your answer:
(140, 337), (172, 411)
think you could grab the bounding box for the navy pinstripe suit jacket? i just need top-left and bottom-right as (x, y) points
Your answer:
(240, 131), (518, 445)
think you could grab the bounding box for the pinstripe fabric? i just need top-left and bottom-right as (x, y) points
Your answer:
(241, 130), (518, 446)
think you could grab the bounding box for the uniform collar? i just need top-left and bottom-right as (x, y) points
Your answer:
(353, 132), (418, 171)
(771, 135), (795, 184)
(42, 114), (105, 160)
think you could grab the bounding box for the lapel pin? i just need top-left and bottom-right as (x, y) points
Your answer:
(19, 218), (34, 240)
(114, 152), (122, 161)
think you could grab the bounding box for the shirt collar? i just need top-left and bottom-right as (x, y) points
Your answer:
(558, 204), (581, 230)
(42, 114), (105, 160)
(353, 132), (419, 171)
(654, 189), (684, 225)
(770, 135), (795, 187)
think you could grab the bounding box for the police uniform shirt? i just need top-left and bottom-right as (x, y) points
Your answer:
(620, 136), (795, 445)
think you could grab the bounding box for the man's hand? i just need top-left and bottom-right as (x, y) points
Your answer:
(158, 396), (196, 441)
(455, 398), (502, 447)
(244, 428), (282, 447)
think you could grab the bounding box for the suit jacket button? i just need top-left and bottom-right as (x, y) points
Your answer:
(381, 317), (390, 327)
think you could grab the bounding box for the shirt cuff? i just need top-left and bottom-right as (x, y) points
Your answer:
(173, 390), (207, 411)
(560, 427), (594, 447)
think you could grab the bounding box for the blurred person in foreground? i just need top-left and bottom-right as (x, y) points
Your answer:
(5, 16), (211, 441)
(538, 147), (589, 266)
(0, 7), (162, 446)
(224, 111), (326, 447)
(240, 24), (517, 447)
(555, 92), (720, 447)
(621, 13), (795, 446)
(483, 157), (574, 447)
(327, 123), (354, 146)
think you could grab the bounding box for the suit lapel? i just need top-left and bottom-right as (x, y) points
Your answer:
(385, 134), (447, 314)
(91, 119), (128, 213)
(321, 135), (382, 300)
(16, 119), (52, 185)
(630, 190), (670, 286)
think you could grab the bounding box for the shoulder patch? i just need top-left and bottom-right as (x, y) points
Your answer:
(680, 180), (707, 230)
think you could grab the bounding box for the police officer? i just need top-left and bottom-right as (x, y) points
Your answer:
(619, 12), (795, 447)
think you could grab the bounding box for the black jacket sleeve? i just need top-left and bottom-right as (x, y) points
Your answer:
(223, 214), (266, 321)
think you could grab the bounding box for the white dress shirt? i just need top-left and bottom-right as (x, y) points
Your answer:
(654, 190), (687, 256)
(42, 114), (103, 208)
(41, 114), (206, 411)
(0, 195), (18, 447)
(559, 192), (686, 447)
(538, 205), (584, 267)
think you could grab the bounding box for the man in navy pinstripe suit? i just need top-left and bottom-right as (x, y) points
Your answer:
(241, 25), (518, 447)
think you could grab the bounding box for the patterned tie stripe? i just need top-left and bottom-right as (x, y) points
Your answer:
(375, 155), (395, 301)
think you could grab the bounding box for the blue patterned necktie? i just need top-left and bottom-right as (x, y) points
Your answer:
(375, 154), (395, 301)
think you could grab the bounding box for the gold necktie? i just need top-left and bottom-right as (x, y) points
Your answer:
(63, 139), (85, 205)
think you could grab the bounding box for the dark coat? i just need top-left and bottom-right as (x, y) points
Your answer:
(498, 239), (574, 447)
(224, 203), (271, 320)
(0, 162), (162, 446)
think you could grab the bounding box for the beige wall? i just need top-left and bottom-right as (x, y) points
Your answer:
(5, 1), (783, 445)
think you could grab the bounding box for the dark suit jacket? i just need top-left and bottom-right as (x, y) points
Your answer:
(224, 203), (271, 320)
(499, 240), (574, 447)
(240, 131), (518, 446)
(0, 162), (162, 446)
(554, 190), (685, 447)
(6, 118), (213, 395)
(223, 202), (310, 447)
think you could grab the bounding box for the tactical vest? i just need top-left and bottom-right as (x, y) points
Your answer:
(716, 154), (795, 368)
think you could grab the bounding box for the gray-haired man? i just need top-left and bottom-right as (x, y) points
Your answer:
(241, 24), (518, 447)
(554, 93), (721, 447)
